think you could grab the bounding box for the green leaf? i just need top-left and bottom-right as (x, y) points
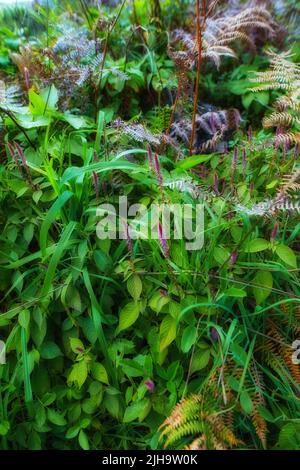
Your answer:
(231, 343), (248, 367)
(123, 399), (150, 423)
(176, 154), (212, 170)
(41, 85), (59, 110)
(276, 244), (297, 268)
(68, 361), (88, 388)
(117, 301), (140, 333)
(70, 337), (85, 354)
(127, 274), (142, 301)
(39, 190), (73, 258)
(62, 112), (89, 129)
(47, 409), (67, 426)
(224, 288), (246, 298)
(66, 425), (80, 439)
(95, 111), (105, 152)
(240, 390), (253, 414)
(159, 315), (177, 351)
(149, 291), (170, 313)
(78, 430), (89, 450)
(253, 271), (273, 304)
(190, 348), (210, 373)
(278, 423), (300, 450)
(0, 421), (10, 436)
(21, 327), (33, 403)
(40, 341), (62, 360)
(18, 309), (30, 329)
(244, 238), (270, 253)
(40, 221), (77, 298)
(91, 362), (109, 385)
(213, 246), (230, 265)
(181, 326), (197, 353)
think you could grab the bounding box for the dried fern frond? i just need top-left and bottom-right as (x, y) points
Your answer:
(251, 50), (300, 93)
(170, 6), (277, 73)
(274, 132), (300, 147)
(275, 95), (300, 113)
(250, 364), (267, 449)
(184, 435), (207, 450)
(263, 112), (300, 129)
(280, 168), (300, 195)
(251, 50), (300, 148)
(264, 320), (300, 386)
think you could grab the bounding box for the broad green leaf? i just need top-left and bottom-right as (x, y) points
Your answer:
(41, 85), (59, 110)
(47, 409), (67, 426)
(127, 274), (142, 301)
(123, 399), (151, 423)
(176, 154), (212, 170)
(91, 362), (109, 385)
(253, 271), (273, 304)
(68, 361), (88, 388)
(159, 315), (177, 351)
(40, 341), (62, 360)
(224, 288), (246, 298)
(181, 325), (197, 353)
(78, 430), (89, 450)
(0, 421), (10, 436)
(240, 390), (253, 414)
(190, 349), (210, 373)
(278, 423), (300, 450)
(62, 112), (89, 129)
(117, 301), (140, 333)
(244, 238), (270, 253)
(70, 337), (85, 354)
(276, 244), (297, 268)
(149, 291), (170, 313)
(213, 246), (230, 265)
(18, 309), (30, 329)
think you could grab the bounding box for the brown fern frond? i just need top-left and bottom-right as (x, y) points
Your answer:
(263, 112), (300, 129)
(184, 435), (207, 450)
(171, 6), (277, 72)
(250, 364), (267, 449)
(251, 50), (300, 149)
(274, 132), (300, 147)
(264, 320), (300, 386)
(275, 96), (300, 112)
(280, 168), (300, 195)
(207, 414), (239, 448)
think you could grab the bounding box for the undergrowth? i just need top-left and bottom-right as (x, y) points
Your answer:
(0, 0), (300, 450)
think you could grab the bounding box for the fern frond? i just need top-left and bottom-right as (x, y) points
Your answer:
(280, 169), (300, 194)
(263, 112), (300, 129)
(275, 132), (300, 147)
(0, 80), (22, 111)
(184, 435), (207, 450)
(163, 420), (205, 448)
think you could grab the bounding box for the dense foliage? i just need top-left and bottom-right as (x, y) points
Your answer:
(0, 0), (300, 450)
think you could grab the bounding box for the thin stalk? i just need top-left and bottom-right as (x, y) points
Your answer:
(1, 108), (36, 150)
(189, 0), (204, 154)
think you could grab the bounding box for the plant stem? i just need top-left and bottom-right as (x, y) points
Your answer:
(189, 0), (203, 154)
(1, 108), (36, 150)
